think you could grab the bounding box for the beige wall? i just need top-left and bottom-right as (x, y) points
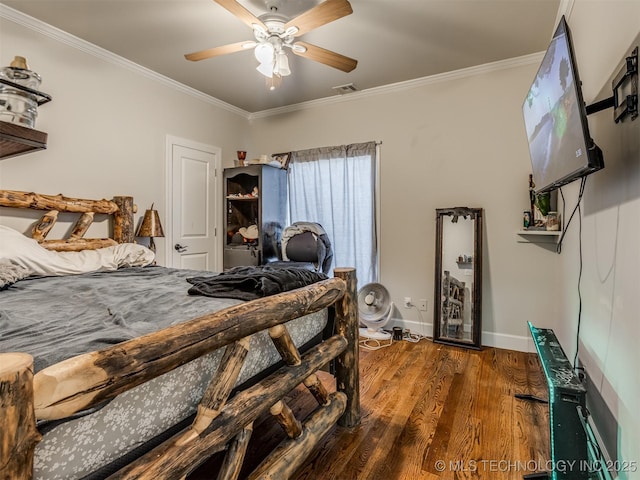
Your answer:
(0, 17), (249, 263)
(249, 61), (562, 349)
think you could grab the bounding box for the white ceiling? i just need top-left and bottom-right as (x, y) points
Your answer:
(3, 0), (561, 113)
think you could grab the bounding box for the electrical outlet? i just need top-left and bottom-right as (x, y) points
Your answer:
(417, 299), (427, 311)
(404, 297), (412, 308)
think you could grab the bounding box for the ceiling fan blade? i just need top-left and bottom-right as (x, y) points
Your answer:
(285, 0), (353, 37)
(292, 41), (357, 73)
(214, 0), (267, 30)
(185, 41), (253, 62)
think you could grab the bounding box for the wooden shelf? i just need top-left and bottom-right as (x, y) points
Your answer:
(0, 121), (48, 159)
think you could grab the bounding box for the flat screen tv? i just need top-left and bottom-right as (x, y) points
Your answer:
(522, 16), (604, 194)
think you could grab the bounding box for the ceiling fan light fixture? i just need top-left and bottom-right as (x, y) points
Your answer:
(186, 0), (359, 91)
(254, 42), (275, 64)
(274, 52), (291, 76)
(256, 60), (275, 78)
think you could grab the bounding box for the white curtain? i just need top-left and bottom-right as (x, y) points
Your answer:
(287, 141), (377, 287)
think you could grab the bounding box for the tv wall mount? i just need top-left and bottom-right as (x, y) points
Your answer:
(586, 46), (638, 122)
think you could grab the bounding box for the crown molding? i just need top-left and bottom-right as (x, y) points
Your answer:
(0, 4), (250, 119)
(249, 51), (545, 120)
(555, 0), (575, 28)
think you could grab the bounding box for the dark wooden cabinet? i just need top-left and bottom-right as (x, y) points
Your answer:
(223, 165), (286, 269)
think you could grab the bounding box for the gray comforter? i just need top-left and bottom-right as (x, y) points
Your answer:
(0, 266), (236, 372)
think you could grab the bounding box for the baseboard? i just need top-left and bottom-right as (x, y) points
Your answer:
(387, 318), (535, 353)
(388, 318), (432, 338)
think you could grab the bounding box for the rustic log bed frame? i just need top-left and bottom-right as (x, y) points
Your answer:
(0, 190), (360, 480)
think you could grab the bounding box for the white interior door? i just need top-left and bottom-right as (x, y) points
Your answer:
(167, 137), (221, 271)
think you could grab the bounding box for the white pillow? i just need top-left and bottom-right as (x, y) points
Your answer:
(0, 225), (155, 278)
(0, 258), (30, 289)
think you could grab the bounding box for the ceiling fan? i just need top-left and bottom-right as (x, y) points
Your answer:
(185, 0), (358, 88)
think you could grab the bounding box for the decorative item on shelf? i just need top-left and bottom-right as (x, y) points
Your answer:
(135, 204), (164, 253)
(457, 255), (472, 264)
(247, 154), (282, 168)
(533, 191), (551, 226)
(239, 224), (259, 245)
(0, 56), (49, 128)
(236, 150), (247, 166)
(526, 174), (557, 230)
(546, 211), (560, 231)
(272, 152), (292, 169)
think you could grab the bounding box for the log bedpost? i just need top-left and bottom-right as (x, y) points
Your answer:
(333, 267), (360, 428)
(0, 353), (41, 480)
(112, 195), (135, 243)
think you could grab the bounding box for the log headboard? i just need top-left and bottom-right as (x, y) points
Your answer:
(0, 189), (136, 251)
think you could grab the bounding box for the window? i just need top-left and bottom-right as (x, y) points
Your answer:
(287, 141), (378, 287)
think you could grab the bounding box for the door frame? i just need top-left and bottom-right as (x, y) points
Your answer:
(165, 134), (223, 269)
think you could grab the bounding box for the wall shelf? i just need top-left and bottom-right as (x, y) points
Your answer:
(0, 79), (51, 159)
(0, 121), (48, 159)
(516, 230), (561, 244)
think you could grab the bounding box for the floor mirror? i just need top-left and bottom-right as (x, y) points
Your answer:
(433, 207), (483, 349)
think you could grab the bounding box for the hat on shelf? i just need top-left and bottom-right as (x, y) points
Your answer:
(238, 224), (259, 240)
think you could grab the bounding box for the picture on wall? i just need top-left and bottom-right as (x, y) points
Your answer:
(272, 152), (291, 169)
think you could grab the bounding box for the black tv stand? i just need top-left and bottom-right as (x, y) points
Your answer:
(528, 322), (589, 480)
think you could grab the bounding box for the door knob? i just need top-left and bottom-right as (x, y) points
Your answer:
(174, 243), (187, 253)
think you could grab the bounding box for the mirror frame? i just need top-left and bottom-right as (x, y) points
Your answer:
(433, 207), (483, 349)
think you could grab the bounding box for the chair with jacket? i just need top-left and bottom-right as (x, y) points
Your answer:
(268, 221), (333, 274)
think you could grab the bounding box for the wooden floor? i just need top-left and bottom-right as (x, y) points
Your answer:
(190, 339), (550, 480)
